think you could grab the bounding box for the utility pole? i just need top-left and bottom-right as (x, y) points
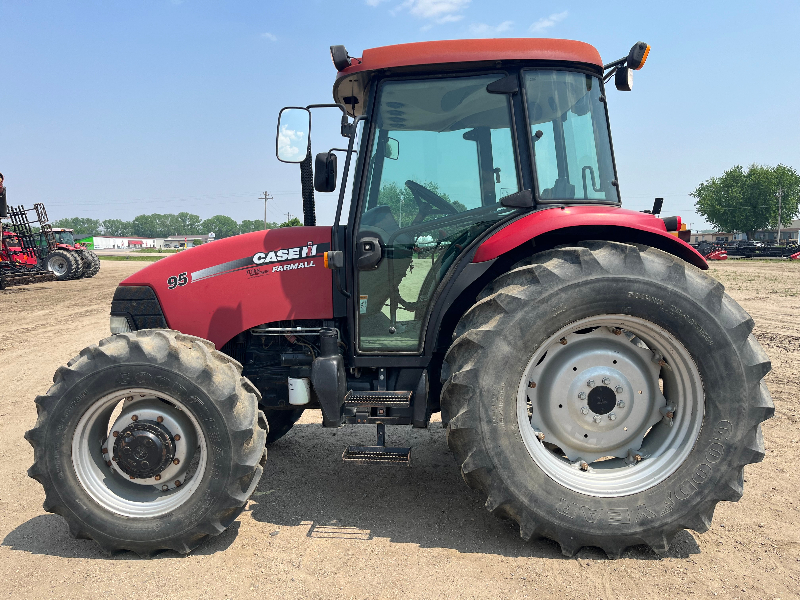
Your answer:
(286, 211), (291, 224)
(258, 191), (272, 230)
(776, 187), (783, 245)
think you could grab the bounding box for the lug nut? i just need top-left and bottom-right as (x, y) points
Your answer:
(593, 415), (602, 423)
(602, 377), (610, 385)
(101, 447), (107, 454)
(580, 406), (589, 415)
(129, 475), (135, 480)
(112, 431), (119, 437)
(535, 432), (545, 441)
(580, 461), (589, 471)
(615, 386), (623, 394)
(608, 413), (617, 421)
(617, 399), (625, 408)
(611, 328), (622, 335)
(174, 480), (182, 487)
(666, 411), (674, 419)
(174, 434), (181, 441)
(157, 416), (164, 423)
(634, 454), (642, 463)
(130, 415), (138, 421)
(559, 337), (568, 345)
(162, 485), (169, 492)
(112, 456), (119, 462)
(154, 475), (161, 481)
(106, 460), (113, 467)
(528, 381), (537, 389)
(173, 458), (180, 465)
(587, 380), (595, 388)
(578, 391), (586, 400)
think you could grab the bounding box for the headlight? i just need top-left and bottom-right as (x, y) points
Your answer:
(110, 315), (132, 334)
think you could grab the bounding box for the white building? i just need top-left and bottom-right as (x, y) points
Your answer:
(90, 236), (157, 250)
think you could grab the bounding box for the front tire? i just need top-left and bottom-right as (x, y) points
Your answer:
(441, 241), (773, 557)
(47, 250), (77, 280)
(26, 329), (267, 555)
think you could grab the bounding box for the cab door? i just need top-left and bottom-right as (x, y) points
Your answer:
(354, 74), (521, 353)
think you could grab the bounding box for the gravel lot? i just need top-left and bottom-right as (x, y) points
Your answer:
(0, 259), (798, 599)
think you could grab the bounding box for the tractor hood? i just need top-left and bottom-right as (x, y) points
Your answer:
(119, 227), (333, 348)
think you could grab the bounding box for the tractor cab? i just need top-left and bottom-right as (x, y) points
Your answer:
(277, 39), (650, 355)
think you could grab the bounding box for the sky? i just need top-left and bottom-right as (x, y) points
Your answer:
(1, 0), (799, 230)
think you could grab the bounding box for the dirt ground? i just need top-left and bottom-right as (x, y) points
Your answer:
(0, 259), (798, 599)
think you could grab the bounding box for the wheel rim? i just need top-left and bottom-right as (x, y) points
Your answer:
(72, 388), (207, 517)
(48, 256), (68, 276)
(517, 315), (704, 497)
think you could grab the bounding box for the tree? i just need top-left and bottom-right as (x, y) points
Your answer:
(102, 219), (134, 236)
(201, 215), (239, 239)
(176, 212), (202, 235)
(376, 181), (462, 228)
(279, 217), (302, 228)
(52, 217), (102, 236)
(240, 219), (279, 233)
(691, 164), (800, 240)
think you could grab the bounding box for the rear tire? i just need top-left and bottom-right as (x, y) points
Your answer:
(26, 329), (267, 555)
(82, 249), (100, 278)
(441, 241), (773, 558)
(263, 408), (304, 444)
(47, 250), (77, 280)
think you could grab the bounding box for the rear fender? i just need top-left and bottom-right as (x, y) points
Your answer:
(473, 205), (707, 269)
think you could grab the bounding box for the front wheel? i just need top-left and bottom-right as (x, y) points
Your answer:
(441, 241), (773, 557)
(26, 330), (267, 555)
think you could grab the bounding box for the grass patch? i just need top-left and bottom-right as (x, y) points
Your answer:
(99, 255), (163, 262)
(133, 248), (180, 254)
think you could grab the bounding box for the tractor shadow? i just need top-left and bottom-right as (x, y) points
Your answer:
(2, 515), (239, 560)
(246, 420), (701, 561)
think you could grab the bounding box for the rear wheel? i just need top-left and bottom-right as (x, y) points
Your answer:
(26, 329), (267, 555)
(82, 250), (100, 278)
(47, 250), (77, 280)
(441, 241), (773, 557)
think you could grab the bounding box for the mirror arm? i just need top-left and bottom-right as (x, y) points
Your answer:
(331, 115), (367, 299)
(603, 56), (627, 71)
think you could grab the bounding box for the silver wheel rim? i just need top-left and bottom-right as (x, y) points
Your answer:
(48, 256), (68, 276)
(71, 388), (207, 517)
(517, 315), (704, 497)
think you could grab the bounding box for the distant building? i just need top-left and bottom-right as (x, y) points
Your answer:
(163, 234), (212, 248)
(88, 236), (157, 249)
(753, 219), (800, 243)
(689, 232), (745, 244)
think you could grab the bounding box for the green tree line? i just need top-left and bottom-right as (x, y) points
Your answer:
(51, 213), (301, 239)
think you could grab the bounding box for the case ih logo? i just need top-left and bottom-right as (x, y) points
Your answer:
(189, 241), (329, 284)
(252, 242), (318, 265)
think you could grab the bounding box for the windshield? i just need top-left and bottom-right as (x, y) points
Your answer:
(524, 71), (618, 202)
(56, 231), (75, 245)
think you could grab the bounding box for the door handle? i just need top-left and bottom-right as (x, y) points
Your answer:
(357, 236), (382, 271)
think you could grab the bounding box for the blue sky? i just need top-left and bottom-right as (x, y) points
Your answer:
(1, 0), (798, 230)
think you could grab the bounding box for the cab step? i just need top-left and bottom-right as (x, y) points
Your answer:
(344, 390), (412, 407)
(342, 423), (411, 465)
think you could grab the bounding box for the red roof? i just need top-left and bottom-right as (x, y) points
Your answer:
(333, 38), (603, 114)
(339, 38), (602, 76)
(129, 240), (143, 245)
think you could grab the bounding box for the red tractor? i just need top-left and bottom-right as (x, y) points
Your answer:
(39, 226), (101, 280)
(27, 39), (772, 558)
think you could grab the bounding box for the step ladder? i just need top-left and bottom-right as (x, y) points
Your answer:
(342, 422), (411, 465)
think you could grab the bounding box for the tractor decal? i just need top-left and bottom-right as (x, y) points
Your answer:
(190, 242), (329, 283)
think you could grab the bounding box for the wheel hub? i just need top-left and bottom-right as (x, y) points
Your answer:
(517, 315), (704, 497)
(113, 421), (175, 479)
(527, 327), (666, 463)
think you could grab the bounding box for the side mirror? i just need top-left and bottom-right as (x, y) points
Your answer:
(314, 152), (338, 193)
(384, 137), (399, 160)
(276, 107), (311, 163)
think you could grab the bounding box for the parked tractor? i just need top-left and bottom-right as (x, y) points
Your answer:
(1, 201), (55, 288)
(38, 227), (101, 280)
(27, 39), (772, 558)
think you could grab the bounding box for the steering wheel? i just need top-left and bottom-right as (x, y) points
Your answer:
(405, 180), (458, 225)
